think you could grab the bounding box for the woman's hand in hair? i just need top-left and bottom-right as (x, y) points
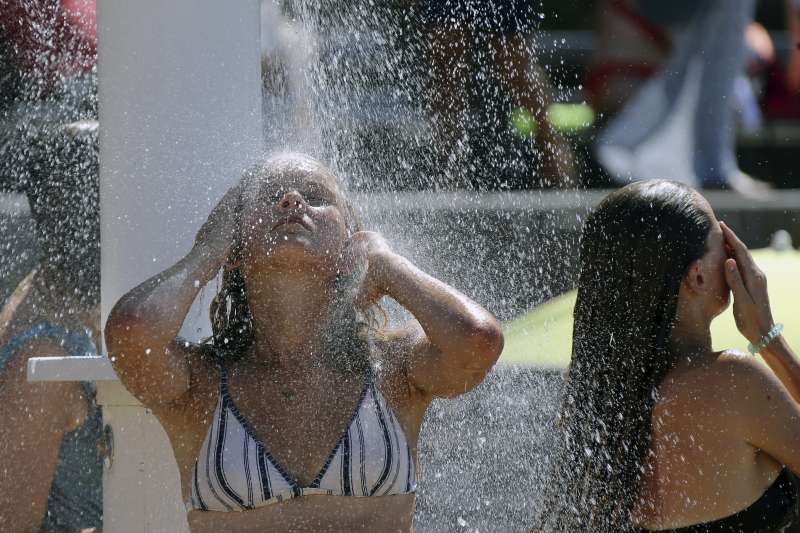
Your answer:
(105, 184), (244, 408)
(193, 181), (243, 264)
(720, 222), (775, 345)
(347, 232), (503, 398)
(343, 231), (394, 307)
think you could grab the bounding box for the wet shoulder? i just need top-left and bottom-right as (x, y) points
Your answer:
(712, 350), (772, 388)
(656, 352), (763, 413)
(712, 350), (792, 404)
(665, 351), (781, 419)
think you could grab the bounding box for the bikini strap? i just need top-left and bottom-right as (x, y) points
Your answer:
(217, 360), (232, 399)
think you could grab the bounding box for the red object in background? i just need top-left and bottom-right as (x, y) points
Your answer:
(585, 0), (673, 114)
(762, 62), (800, 120)
(0, 0), (96, 82)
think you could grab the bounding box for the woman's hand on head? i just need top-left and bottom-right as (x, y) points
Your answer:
(343, 231), (395, 307)
(721, 222), (775, 346)
(193, 182), (243, 261)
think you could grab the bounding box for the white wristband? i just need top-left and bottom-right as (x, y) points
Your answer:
(747, 323), (784, 355)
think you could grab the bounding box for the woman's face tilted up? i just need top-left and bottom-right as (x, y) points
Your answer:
(238, 156), (352, 277)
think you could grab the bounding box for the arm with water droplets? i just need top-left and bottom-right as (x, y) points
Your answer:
(350, 231), (504, 398)
(105, 184), (241, 406)
(722, 222), (800, 404)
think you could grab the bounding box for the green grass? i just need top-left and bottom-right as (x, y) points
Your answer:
(499, 249), (800, 368)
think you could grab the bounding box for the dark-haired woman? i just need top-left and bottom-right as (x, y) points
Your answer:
(534, 180), (800, 532)
(105, 153), (503, 533)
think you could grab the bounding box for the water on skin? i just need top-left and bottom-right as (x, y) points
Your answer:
(0, 1), (584, 531)
(262, 2), (580, 531)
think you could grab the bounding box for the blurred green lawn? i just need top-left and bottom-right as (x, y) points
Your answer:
(499, 249), (800, 369)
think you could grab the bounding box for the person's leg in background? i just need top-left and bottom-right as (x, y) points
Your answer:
(692, 0), (769, 194)
(596, 0), (770, 194)
(489, 32), (577, 186)
(594, 0), (705, 184)
(421, 0), (473, 181)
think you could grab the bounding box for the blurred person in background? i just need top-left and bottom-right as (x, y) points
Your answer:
(0, 1), (102, 531)
(762, 0), (800, 120)
(591, 0), (773, 197)
(419, 0), (577, 188)
(788, 0), (800, 92)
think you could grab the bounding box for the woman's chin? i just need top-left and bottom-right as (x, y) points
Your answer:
(248, 240), (337, 272)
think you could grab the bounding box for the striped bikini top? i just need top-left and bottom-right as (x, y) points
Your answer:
(190, 365), (417, 512)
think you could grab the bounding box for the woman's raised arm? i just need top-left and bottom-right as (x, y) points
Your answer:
(351, 231), (504, 398)
(721, 221), (800, 474)
(104, 185), (240, 406)
(722, 221), (800, 402)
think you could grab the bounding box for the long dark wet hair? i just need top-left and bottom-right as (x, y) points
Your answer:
(534, 180), (713, 531)
(207, 154), (380, 374)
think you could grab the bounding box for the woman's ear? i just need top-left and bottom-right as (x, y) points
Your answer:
(683, 259), (707, 294)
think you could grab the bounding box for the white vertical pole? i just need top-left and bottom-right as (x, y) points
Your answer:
(97, 1), (262, 531)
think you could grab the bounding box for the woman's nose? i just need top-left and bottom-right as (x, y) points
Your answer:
(277, 190), (305, 211)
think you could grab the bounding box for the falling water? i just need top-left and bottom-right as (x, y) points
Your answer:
(258, 1), (583, 530)
(0, 1), (587, 531)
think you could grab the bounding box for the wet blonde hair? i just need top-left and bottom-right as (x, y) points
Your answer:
(208, 153), (383, 373)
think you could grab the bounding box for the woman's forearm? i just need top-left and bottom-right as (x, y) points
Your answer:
(762, 336), (800, 404)
(379, 253), (502, 359)
(107, 243), (221, 347)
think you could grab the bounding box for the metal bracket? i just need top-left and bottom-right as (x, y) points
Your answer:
(99, 424), (114, 470)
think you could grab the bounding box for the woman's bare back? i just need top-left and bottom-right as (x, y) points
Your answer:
(635, 352), (784, 529)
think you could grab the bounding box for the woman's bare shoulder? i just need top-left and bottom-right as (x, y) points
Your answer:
(704, 351), (793, 416)
(714, 350), (771, 379)
(660, 351), (770, 408)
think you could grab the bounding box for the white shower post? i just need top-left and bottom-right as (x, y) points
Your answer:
(30, 2), (261, 532)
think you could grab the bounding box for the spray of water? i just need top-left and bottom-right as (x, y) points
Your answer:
(0, 2), (589, 530)
(257, 2), (585, 531)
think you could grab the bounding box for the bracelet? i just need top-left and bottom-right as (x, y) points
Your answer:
(747, 323), (784, 355)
